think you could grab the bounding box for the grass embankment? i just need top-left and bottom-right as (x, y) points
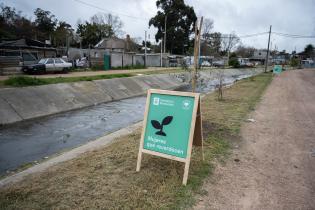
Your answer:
(1, 74), (132, 87)
(0, 67), (183, 87)
(0, 73), (272, 209)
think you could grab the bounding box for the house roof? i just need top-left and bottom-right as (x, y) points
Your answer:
(94, 37), (125, 49)
(0, 38), (55, 50)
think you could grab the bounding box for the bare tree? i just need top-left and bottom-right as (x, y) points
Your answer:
(202, 18), (214, 41)
(90, 13), (124, 37)
(235, 45), (255, 58)
(221, 32), (240, 55)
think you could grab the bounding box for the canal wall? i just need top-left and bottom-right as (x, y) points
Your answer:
(0, 74), (187, 125)
(0, 68), (265, 125)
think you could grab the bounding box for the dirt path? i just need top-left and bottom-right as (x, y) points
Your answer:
(194, 69), (315, 210)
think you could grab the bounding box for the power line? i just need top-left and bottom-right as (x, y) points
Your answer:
(218, 32), (269, 39)
(73, 0), (149, 21)
(272, 32), (315, 38)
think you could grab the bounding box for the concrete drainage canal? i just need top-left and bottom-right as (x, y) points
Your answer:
(0, 69), (262, 175)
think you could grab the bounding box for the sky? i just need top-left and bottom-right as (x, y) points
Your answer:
(3, 0), (315, 52)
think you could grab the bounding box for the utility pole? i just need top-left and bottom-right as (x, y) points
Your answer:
(265, 25), (272, 73)
(192, 16), (203, 93)
(144, 30), (147, 67)
(163, 15), (167, 53)
(160, 41), (163, 67)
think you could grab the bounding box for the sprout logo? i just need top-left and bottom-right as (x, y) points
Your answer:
(182, 100), (191, 110)
(151, 116), (173, 136)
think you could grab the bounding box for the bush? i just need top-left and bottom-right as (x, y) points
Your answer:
(229, 58), (240, 68)
(290, 58), (299, 67)
(4, 76), (49, 87)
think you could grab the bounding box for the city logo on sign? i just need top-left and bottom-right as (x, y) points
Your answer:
(182, 100), (191, 110)
(151, 116), (173, 136)
(153, 97), (160, 105)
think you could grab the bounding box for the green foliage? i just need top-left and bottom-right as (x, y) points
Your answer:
(0, 3), (35, 40)
(3, 74), (132, 87)
(4, 76), (49, 87)
(290, 57), (300, 67)
(149, 0), (197, 54)
(77, 13), (124, 48)
(304, 44), (314, 58)
(34, 8), (57, 40)
(77, 21), (114, 48)
(229, 58), (240, 68)
(110, 64), (146, 70)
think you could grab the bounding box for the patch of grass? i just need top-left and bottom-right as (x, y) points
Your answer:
(4, 76), (49, 87)
(3, 74), (132, 87)
(0, 73), (272, 209)
(111, 64), (146, 70)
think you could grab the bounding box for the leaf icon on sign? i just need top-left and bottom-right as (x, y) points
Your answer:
(151, 116), (173, 136)
(162, 116), (173, 125)
(151, 120), (162, 129)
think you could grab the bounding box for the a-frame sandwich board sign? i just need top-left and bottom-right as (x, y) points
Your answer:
(136, 89), (203, 185)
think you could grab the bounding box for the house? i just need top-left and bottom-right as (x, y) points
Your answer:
(0, 38), (57, 62)
(250, 49), (272, 65)
(94, 37), (126, 52)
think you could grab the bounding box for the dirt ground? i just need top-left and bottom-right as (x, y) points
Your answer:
(193, 69), (315, 210)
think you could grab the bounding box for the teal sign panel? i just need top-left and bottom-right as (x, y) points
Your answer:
(143, 93), (196, 158)
(273, 65), (282, 74)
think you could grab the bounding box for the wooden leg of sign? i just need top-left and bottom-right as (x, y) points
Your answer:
(136, 150), (142, 172)
(199, 101), (205, 161)
(183, 160), (190, 185)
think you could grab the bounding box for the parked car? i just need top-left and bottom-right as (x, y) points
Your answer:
(212, 60), (225, 67)
(22, 58), (72, 74)
(201, 61), (211, 67)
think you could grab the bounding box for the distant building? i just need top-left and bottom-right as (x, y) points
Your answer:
(0, 38), (57, 62)
(250, 49), (272, 65)
(94, 37), (126, 52)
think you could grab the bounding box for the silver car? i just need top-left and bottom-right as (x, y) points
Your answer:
(22, 58), (72, 74)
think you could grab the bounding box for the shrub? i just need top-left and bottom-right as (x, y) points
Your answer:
(290, 58), (299, 67)
(229, 58), (240, 68)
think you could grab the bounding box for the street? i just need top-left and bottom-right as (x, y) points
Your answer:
(194, 69), (315, 209)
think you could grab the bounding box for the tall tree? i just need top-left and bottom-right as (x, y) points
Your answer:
(201, 18), (214, 41)
(304, 44), (314, 58)
(34, 8), (57, 41)
(77, 13), (124, 48)
(235, 45), (255, 58)
(54, 21), (73, 47)
(0, 4), (35, 39)
(90, 13), (124, 37)
(221, 32), (240, 56)
(77, 21), (114, 48)
(149, 0), (197, 54)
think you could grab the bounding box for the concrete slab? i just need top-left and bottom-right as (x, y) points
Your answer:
(0, 96), (22, 124)
(0, 87), (52, 120)
(94, 78), (130, 100)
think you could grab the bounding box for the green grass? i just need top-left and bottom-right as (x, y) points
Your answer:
(111, 64), (146, 70)
(3, 74), (133, 87)
(0, 73), (272, 209)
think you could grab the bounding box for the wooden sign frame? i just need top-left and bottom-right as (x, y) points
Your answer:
(136, 89), (203, 185)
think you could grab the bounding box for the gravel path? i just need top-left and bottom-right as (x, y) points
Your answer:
(194, 69), (315, 210)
